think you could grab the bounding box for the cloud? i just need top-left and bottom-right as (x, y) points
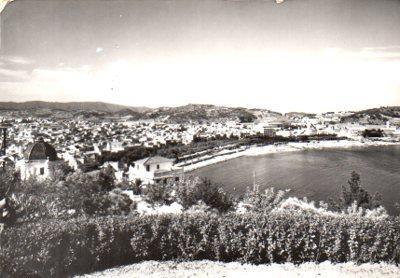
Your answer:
(2, 56), (32, 65)
(359, 46), (400, 60)
(0, 68), (29, 81)
(362, 46), (400, 51)
(0, 55), (34, 82)
(0, 47), (399, 112)
(317, 46), (400, 62)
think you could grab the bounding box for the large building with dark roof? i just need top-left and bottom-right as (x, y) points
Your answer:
(24, 137), (58, 161)
(17, 137), (60, 180)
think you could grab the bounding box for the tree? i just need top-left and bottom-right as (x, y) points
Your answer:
(132, 179), (143, 195)
(48, 161), (73, 182)
(145, 182), (173, 205)
(61, 171), (132, 216)
(337, 171), (382, 210)
(98, 165), (116, 192)
(0, 168), (20, 227)
(0, 168), (19, 198)
(174, 177), (234, 212)
(362, 129), (384, 138)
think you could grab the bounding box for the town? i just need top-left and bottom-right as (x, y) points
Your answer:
(0, 104), (399, 185)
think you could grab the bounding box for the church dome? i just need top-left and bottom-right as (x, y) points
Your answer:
(24, 138), (58, 161)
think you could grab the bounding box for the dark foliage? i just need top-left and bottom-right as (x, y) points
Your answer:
(174, 178), (234, 213)
(1, 212), (399, 277)
(362, 129), (384, 138)
(144, 182), (173, 206)
(330, 171), (382, 211)
(0, 166), (132, 226)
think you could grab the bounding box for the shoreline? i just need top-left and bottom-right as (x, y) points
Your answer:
(180, 139), (400, 172)
(78, 260), (400, 278)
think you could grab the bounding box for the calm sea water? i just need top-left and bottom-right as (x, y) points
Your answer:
(191, 145), (400, 214)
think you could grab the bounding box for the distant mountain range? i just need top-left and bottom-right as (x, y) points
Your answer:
(0, 101), (399, 124)
(0, 101), (148, 113)
(341, 106), (400, 125)
(0, 101), (282, 123)
(142, 104), (281, 123)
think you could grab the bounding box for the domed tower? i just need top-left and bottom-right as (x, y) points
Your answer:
(17, 137), (59, 180)
(24, 137), (58, 162)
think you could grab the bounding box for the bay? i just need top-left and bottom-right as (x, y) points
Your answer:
(191, 145), (400, 214)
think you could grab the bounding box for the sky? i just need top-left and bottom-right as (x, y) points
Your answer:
(0, 0), (399, 112)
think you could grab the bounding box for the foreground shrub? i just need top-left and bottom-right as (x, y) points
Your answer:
(3, 171), (134, 225)
(144, 182), (173, 206)
(1, 211), (400, 277)
(240, 186), (287, 213)
(275, 197), (389, 220)
(174, 177), (234, 213)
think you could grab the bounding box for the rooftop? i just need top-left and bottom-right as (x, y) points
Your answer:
(24, 137), (58, 161)
(134, 156), (174, 166)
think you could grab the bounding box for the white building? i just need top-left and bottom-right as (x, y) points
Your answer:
(105, 140), (125, 153)
(16, 138), (60, 180)
(128, 156), (184, 185)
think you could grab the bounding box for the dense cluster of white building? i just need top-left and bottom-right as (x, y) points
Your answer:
(0, 111), (399, 183)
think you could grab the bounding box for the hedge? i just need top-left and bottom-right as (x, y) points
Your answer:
(1, 211), (400, 277)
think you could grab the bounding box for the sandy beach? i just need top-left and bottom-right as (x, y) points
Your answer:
(78, 260), (400, 278)
(179, 139), (400, 172)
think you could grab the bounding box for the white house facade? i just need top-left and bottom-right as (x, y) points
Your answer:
(128, 156), (184, 184)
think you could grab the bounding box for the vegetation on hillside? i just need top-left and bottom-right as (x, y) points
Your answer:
(0, 102), (283, 123)
(1, 211), (399, 277)
(341, 106), (400, 124)
(0, 166), (397, 277)
(362, 129), (384, 138)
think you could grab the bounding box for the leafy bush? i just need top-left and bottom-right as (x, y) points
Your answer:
(174, 177), (234, 213)
(98, 165), (116, 192)
(144, 182), (173, 206)
(80, 189), (134, 216)
(240, 186), (287, 213)
(275, 197), (389, 220)
(116, 179), (142, 195)
(362, 129), (384, 138)
(0, 168), (19, 198)
(132, 179), (143, 195)
(48, 161), (74, 182)
(1, 211), (400, 277)
(1, 170), (134, 225)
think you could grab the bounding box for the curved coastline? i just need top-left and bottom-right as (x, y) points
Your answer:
(180, 139), (400, 172)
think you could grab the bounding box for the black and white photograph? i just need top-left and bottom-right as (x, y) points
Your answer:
(1, 0), (400, 277)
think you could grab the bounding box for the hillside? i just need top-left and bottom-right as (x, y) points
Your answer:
(285, 112), (316, 119)
(0, 101), (148, 113)
(3, 101), (400, 125)
(143, 104), (272, 123)
(341, 106), (400, 124)
(113, 108), (143, 120)
(0, 102), (281, 122)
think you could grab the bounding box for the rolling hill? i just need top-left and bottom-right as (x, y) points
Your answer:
(2, 101), (400, 125)
(341, 106), (400, 124)
(0, 101), (148, 113)
(0, 101), (283, 123)
(143, 104), (274, 123)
